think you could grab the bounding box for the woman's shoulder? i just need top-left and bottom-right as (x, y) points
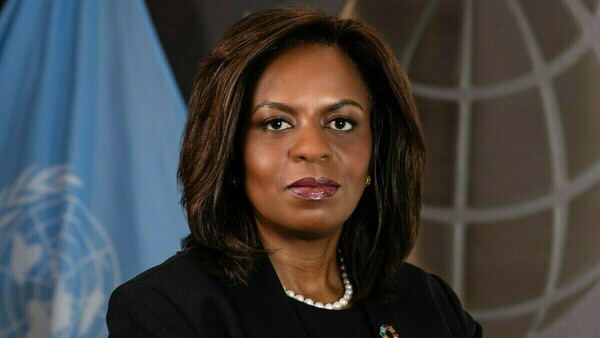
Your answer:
(394, 262), (459, 300)
(111, 249), (228, 301)
(106, 250), (245, 337)
(390, 262), (482, 338)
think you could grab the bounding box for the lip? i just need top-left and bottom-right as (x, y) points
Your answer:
(287, 177), (340, 200)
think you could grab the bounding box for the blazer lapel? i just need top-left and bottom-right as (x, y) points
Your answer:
(228, 257), (309, 338)
(364, 279), (456, 338)
(364, 300), (403, 338)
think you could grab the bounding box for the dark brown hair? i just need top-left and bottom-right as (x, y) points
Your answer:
(178, 6), (425, 303)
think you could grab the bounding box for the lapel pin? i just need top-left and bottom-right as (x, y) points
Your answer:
(379, 323), (399, 338)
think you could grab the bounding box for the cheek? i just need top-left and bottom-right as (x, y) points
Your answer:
(345, 153), (371, 189)
(242, 138), (284, 194)
(245, 156), (276, 185)
(339, 132), (372, 177)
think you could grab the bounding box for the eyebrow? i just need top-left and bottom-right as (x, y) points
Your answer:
(251, 99), (365, 115)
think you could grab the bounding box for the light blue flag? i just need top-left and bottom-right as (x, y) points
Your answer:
(0, 0), (188, 337)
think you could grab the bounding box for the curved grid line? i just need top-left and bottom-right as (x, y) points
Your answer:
(562, 0), (600, 59)
(56, 247), (113, 282)
(73, 195), (121, 286)
(504, 0), (570, 333)
(28, 199), (69, 299)
(410, 24), (597, 101)
(471, 261), (600, 319)
(28, 199), (73, 335)
(77, 276), (90, 335)
(449, 0), (474, 300)
(24, 206), (47, 329)
(73, 197), (108, 304)
(400, 0), (439, 70)
(421, 158), (600, 223)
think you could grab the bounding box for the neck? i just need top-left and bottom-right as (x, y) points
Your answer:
(260, 230), (346, 305)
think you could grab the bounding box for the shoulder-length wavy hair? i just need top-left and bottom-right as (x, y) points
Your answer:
(178, 6), (425, 303)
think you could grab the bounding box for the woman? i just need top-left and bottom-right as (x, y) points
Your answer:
(107, 6), (482, 338)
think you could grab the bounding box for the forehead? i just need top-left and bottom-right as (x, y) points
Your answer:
(260, 43), (359, 73)
(250, 43), (369, 106)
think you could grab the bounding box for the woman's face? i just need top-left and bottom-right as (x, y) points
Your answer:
(242, 44), (371, 239)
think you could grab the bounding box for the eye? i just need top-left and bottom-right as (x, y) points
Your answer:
(264, 119), (293, 131)
(326, 118), (356, 131)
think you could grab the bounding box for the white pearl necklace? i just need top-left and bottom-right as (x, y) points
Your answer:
(283, 255), (353, 310)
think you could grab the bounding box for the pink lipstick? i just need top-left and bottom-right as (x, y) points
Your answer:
(287, 177), (340, 200)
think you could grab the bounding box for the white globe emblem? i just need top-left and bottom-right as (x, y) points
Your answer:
(0, 166), (120, 338)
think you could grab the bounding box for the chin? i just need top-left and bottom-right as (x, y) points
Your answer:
(282, 225), (342, 241)
(283, 216), (346, 237)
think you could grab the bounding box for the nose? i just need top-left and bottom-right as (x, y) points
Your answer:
(289, 122), (333, 163)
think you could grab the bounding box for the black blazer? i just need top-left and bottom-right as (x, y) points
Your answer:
(107, 250), (481, 337)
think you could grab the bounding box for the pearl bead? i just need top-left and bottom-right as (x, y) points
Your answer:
(283, 251), (352, 311)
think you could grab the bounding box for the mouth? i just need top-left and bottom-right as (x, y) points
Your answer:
(287, 177), (340, 200)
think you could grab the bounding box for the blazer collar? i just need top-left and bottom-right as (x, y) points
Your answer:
(228, 256), (310, 338)
(229, 256), (418, 338)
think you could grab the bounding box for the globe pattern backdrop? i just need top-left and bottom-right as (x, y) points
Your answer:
(344, 0), (600, 337)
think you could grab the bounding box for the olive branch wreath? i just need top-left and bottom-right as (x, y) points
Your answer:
(0, 165), (82, 230)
